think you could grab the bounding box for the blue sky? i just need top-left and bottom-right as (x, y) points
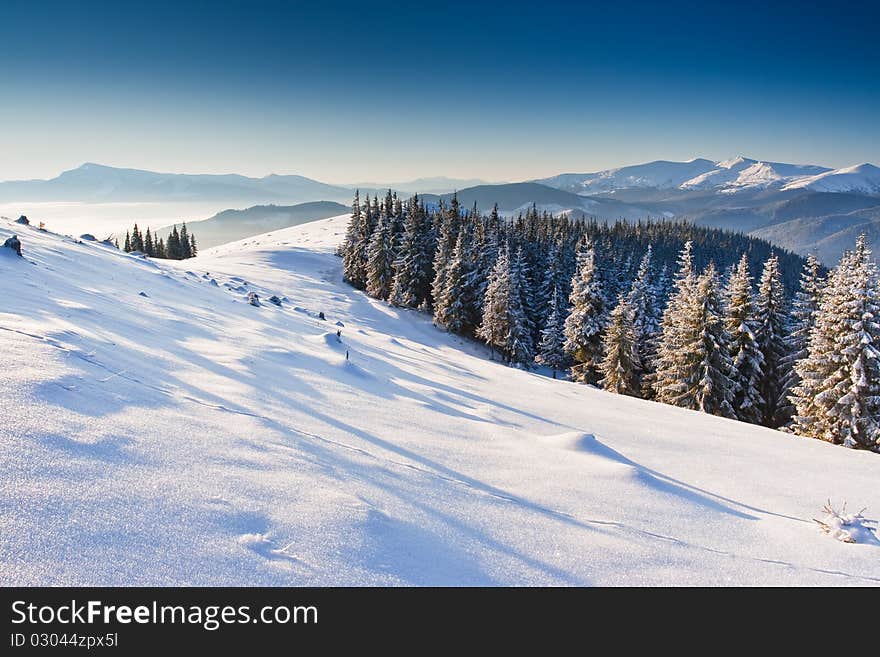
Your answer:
(1, 0), (877, 182)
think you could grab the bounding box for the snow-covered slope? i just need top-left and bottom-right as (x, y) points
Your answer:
(1, 215), (878, 586)
(782, 164), (880, 194)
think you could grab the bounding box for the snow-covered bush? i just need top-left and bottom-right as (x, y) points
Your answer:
(814, 501), (876, 544)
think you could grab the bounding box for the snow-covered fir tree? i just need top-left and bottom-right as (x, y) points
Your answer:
(790, 235), (880, 450)
(510, 246), (535, 356)
(754, 254), (788, 427)
(655, 260), (735, 418)
(365, 208), (395, 300)
(724, 254), (765, 425)
(477, 245), (511, 359)
(778, 253), (823, 426)
(653, 241), (697, 401)
(563, 239), (605, 384)
(473, 204), (502, 307)
(535, 282), (567, 377)
(626, 245), (661, 396)
(691, 264), (736, 418)
(599, 294), (641, 396)
(431, 196), (460, 309)
(390, 196), (434, 308)
(342, 191), (370, 289)
(434, 223), (479, 334)
(476, 244), (534, 365)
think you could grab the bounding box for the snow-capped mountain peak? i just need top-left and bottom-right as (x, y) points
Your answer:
(715, 156), (756, 170)
(781, 163), (880, 194)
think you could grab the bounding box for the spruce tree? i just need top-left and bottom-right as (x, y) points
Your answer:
(536, 283), (567, 377)
(507, 246), (535, 364)
(563, 239), (605, 384)
(476, 245), (532, 364)
(144, 227), (154, 257)
(179, 223), (192, 259)
(791, 236), (880, 450)
(779, 253), (823, 425)
(754, 254), (788, 427)
(478, 245), (512, 359)
(655, 262), (735, 418)
(472, 204), (502, 311)
(599, 294), (641, 396)
(342, 191), (363, 286)
(343, 191), (373, 289)
(390, 196), (433, 308)
(724, 254), (765, 424)
(653, 241), (697, 402)
(131, 224), (143, 252)
(431, 196), (460, 308)
(626, 245), (661, 396)
(365, 208), (395, 300)
(434, 223), (478, 334)
(124, 230), (131, 253)
(167, 226), (181, 259)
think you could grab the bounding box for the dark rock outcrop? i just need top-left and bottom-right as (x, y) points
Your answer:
(3, 235), (22, 256)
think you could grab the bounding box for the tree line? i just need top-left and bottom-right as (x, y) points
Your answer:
(120, 223), (198, 260)
(339, 191), (880, 453)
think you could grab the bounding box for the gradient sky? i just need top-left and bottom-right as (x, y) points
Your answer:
(1, 0), (878, 183)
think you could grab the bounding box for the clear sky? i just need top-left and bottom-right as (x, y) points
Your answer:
(1, 0), (877, 183)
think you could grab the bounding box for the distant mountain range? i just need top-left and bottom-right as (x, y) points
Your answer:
(0, 163), (355, 205)
(0, 164), (485, 204)
(170, 201), (350, 250)
(535, 157), (880, 195)
(3, 158), (879, 262)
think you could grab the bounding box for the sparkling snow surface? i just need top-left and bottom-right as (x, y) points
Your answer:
(1, 215), (878, 586)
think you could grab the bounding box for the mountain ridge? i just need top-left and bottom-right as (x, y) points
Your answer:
(0, 163), (355, 205)
(535, 156), (880, 195)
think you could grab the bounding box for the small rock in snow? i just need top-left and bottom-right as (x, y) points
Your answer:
(247, 292), (261, 307)
(3, 235), (22, 256)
